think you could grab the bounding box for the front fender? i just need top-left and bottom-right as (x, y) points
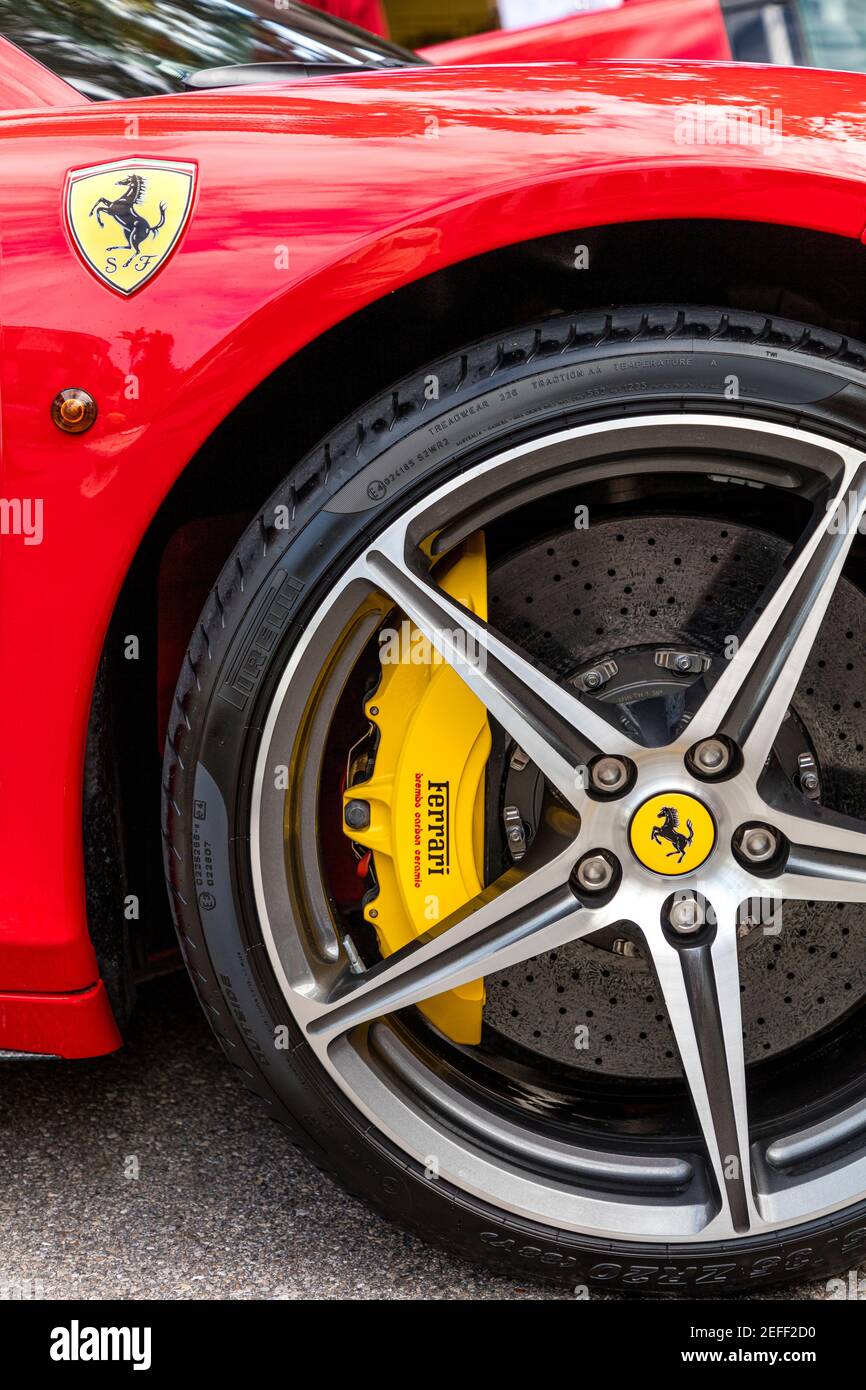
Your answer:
(1, 60), (865, 1047)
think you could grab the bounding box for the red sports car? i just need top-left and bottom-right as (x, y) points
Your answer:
(5, 0), (866, 1296)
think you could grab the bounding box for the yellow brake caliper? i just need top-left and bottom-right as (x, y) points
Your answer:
(342, 534), (491, 1044)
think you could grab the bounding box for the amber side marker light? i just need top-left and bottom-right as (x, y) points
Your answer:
(51, 388), (97, 434)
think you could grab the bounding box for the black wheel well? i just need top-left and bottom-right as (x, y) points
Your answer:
(85, 216), (866, 1012)
(144, 217), (866, 544)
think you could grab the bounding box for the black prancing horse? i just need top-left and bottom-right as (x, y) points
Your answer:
(651, 806), (694, 864)
(90, 175), (166, 268)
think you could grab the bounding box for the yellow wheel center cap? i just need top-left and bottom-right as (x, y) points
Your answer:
(629, 791), (716, 876)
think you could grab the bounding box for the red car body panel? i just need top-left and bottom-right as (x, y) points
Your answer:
(0, 37), (88, 110)
(421, 0), (731, 64)
(305, 0), (388, 37)
(2, 54), (866, 1055)
(0, 983), (119, 1059)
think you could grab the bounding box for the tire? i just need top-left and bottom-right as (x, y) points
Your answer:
(163, 305), (866, 1294)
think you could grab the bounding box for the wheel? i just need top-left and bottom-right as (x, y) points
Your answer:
(164, 305), (866, 1294)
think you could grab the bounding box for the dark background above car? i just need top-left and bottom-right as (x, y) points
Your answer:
(0, 0), (420, 101)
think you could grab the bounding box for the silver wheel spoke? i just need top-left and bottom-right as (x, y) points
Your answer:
(687, 455), (866, 776)
(641, 900), (756, 1235)
(769, 806), (866, 902)
(302, 853), (616, 1046)
(363, 544), (637, 807)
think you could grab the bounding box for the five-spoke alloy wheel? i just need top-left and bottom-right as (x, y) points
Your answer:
(165, 307), (866, 1292)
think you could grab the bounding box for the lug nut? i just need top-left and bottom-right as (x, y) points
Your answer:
(668, 894), (705, 935)
(344, 799), (371, 831)
(575, 852), (616, 894)
(737, 825), (779, 864)
(590, 756), (631, 794)
(689, 737), (732, 777)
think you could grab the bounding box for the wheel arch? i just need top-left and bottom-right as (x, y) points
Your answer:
(85, 214), (866, 1016)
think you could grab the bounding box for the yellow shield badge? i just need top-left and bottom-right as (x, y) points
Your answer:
(65, 159), (196, 297)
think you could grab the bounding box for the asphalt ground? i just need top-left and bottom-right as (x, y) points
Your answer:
(0, 972), (849, 1301)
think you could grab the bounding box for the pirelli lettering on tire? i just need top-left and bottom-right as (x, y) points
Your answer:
(219, 572), (304, 711)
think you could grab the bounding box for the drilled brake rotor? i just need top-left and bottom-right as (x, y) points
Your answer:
(484, 515), (866, 1079)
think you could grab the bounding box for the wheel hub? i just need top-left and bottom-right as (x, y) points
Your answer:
(628, 790), (717, 876)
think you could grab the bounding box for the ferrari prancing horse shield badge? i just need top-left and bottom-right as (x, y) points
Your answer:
(65, 159), (196, 296)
